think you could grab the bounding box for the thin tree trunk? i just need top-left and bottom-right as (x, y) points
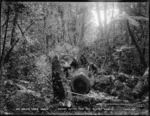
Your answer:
(104, 3), (107, 39)
(0, 3), (10, 109)
(80, 13), (85, 42)
(60, 6), (65, 42)
(96, 3), (104, 39)
(43, 15), (47, 51)
(143, 2), (149, 65)
(4, 38), (20, 63)
(10, 13), (18, 47)
(78, 10), (85, 46)
(68, 4), (73, 45)
(0, 0), (3, 93)
(63, 5), (70, 43)
(42, 3), (48, 54)
(112, 3), (116, 44)
(1, 5), (10, 65)
(107, 3), (114, 40)
(2, 15), (12, 28)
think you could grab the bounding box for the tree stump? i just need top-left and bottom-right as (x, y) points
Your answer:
(52, 55), (65, 102)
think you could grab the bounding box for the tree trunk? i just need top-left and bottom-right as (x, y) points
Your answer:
(96, 3), (104, 39)
(107, 3), (114, 40)
(4, 38), (20, 63)
(0, 5), (10, 66)
(144, 2), (149, 66)
(0, 0), (4, 97)
(104, 2), (107, 39)
(79, 10), (85, 45)
(10, 13), (18, 47)
(127, 20), (147, 69)
(59, 6), (65, 42)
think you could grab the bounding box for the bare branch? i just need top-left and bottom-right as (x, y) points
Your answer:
(4, 38), (20, 63)
(17, 21), (34, 36)
(17, 22), (25, 36)
(24, 21), (34, 33)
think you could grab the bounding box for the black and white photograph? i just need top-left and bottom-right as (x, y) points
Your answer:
(0, 1), (149, 115)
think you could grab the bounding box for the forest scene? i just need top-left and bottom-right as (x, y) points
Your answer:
(0, 1), (149, 115)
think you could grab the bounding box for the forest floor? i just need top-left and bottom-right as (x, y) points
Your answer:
(1, 80), (149, 115)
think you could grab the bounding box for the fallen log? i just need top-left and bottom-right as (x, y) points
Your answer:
(132, 67), (149, 98)
(70, 68), (93, 94)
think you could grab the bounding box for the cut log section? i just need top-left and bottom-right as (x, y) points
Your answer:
(70, 68), (91, 94)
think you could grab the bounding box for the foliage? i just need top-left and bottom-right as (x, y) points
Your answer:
(0, 1), (149, 115)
